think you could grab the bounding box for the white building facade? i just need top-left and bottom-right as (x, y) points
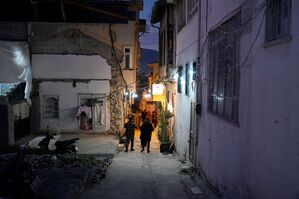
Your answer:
(174, 0), (200, 163)
(197, 0), (299, 198)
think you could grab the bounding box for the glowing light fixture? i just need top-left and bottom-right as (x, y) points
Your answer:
(132, 93), (138, 98)
(152, 84), (164, 95)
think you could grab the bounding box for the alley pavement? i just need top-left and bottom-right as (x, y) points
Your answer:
(78, 130), (221, 199)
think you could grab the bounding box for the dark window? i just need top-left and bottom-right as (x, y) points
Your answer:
(265, 0), (291, 43)
(185, 64), (190, 96)
(44, 96), (59, 119)
(177, 0), (186, 32)
(208, 13), (241, 123)
(124, 47), (132, 69)
(178, 66), (183, 94)
(192, 62), (196, 81)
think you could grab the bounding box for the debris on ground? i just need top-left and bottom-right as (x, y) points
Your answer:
(0, 153), (113, 199)
(179, 164), (197, 179)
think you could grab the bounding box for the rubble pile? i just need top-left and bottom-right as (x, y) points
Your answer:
(26, 154), (112, 198)
(0, 154), (113, 199)
(26, 154), (111, 169)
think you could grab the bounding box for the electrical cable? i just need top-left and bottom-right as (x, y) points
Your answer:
(109, 24), (127, 87)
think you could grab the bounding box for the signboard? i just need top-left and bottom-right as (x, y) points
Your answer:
(152, 84), (164, 95)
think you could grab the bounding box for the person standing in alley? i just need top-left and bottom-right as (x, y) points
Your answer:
(124, 116), (137, 152)
(141, 109), (146, 121)
(140, 117), (154, 153)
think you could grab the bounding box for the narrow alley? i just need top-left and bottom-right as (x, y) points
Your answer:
(78, 130), (220, 199)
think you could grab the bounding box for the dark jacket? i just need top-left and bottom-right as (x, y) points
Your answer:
(140, 120), (154, 141)
(124, 120), (136, 139)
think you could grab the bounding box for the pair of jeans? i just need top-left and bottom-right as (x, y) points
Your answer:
(125, 138), (134, 151)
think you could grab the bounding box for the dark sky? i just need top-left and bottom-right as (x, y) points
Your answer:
(140, 0), (159, 51)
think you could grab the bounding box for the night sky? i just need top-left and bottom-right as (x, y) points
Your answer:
(140, 0), (159, 51)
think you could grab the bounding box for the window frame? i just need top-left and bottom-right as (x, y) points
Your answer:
(123, 47), (133, 69)
(44, 95), (59, 119)
(208, 13), (241, 124)
(265, 0), (292, 44)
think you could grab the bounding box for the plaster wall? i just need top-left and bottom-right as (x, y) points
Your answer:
(32, 54), (111, 133)
(39, 80), (110, 133)
(175, 12), (199, 160)
(198, 0), (299, 198)
(32, 54), (111, 80)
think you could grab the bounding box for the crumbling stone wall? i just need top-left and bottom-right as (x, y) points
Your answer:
(29, 23), (126, 134)
(108, 57), (125, 134)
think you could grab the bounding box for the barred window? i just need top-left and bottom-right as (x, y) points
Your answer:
(265, 0), (291, 43)
(208, 13), (241, 123)
(44, 96), (59, 119)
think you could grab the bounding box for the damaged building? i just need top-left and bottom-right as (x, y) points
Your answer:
(0, 0), (145, 139)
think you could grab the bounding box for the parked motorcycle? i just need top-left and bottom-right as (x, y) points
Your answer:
(38, 134), (80, 154)
(55, 138), (80, 154)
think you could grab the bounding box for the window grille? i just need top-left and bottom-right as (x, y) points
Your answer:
(44, 96), (59, 119)
(208, 13), (241, 123)
(265, 0), (291, 43)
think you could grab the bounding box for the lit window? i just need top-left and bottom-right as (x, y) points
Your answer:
(265, 0), (291, 43)
(124, 47), (133, 69)
(208, 13), (241, 123)
(44, 96), (59, 119)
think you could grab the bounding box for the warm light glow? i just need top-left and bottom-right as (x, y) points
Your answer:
(152, 84), (164, 95)
(144, 93), (151, 98)
(132, 93), (138, 98)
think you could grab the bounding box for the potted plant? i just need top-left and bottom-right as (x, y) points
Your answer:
(157, 105), (174, 153)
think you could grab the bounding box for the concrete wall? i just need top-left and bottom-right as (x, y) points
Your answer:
(33, 54), (111, 133)
(175, 9), (199, 160)
(32, 54), (111, 80)
(39, 80), (110, 133)
(198, 0), (299, 198)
